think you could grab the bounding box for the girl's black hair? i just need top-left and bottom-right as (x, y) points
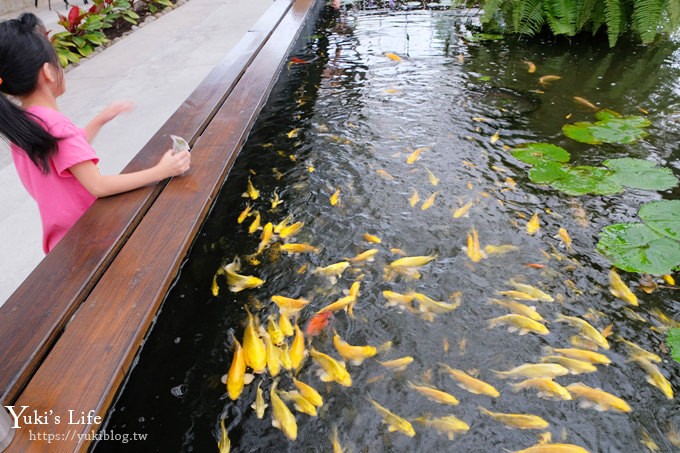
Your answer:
(0, 13), (61, 173)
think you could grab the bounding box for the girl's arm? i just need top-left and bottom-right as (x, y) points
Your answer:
(69, 149), (190, 198)
(84, 101), (135, 143)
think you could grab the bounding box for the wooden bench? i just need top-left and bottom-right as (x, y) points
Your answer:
(0, 0), (319, 449)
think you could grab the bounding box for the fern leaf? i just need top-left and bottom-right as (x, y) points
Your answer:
(511, 0), (545, 36)
(481, 0), (504, 24)
(604, 0), (624, 47)
(544, 0), (577, 36)
(574, 0), (598, 30)
(633, 0), (666, 43)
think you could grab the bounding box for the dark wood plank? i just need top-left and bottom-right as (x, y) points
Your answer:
(6, 0), (317, 450)
(0, 0), (293, 407)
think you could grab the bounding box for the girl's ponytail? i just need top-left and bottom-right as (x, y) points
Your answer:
(0, 13), (60, 173)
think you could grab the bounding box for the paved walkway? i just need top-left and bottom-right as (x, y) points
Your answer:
(0, 0), (273, 305)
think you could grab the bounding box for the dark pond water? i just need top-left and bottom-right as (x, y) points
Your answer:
(93, 2), (680, 452)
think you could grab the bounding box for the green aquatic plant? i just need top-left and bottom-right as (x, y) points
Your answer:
(597, 201), (680, 275)
(562, 111), (651, 145)
(668, 328), (680, 364)
(512, 142), (570, 165)
(604, 158), (678, 191)
(478, 0), (680, 47)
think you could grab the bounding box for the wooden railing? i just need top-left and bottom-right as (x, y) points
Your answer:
(0, 0), (318, 449)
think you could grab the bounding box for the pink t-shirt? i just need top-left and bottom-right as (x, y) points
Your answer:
(11, 105), (98, 254)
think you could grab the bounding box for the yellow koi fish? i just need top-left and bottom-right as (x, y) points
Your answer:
(510, 377), (572, 401)
(243, 308), (267, 374)
(566, 382), (631, 412)
(663, 274), (676, 285)
(333, 334), (377, 365)
(609, 268), (638, 306)
(310, 348), (352, 386)
(385, 52), (402, 61)
(212, 273), (220, 297)
(224, 257), (264, 293)
(330, 425), (344, 453)
(414, 415), (469, 441)
(278, 343), (293, 371)
(523, 60), (537, 73)
(218, 418), (231, 453)
(544, 347), (610, 365)
(440, 364), (499, 397)
(313, 262), (350, 284)
(424, 167), (439, 186)
(421, 192), (438, 211)
(539, 75), (562, 85)
(409, 189), (420, 207)
(237, 203), (252, 224)
(292, 377), (324, 407)
(555, 314), (610, 350)
(318, 294), (355, 316)
(251, 381), (268, 419)
(478, 406), (549, 430)
(490, 131), (500, 144)
(508, 280), (554, 302)
(363, 233), (382, 244)
(484, 244), (519, 255)
(248, 212), (261, 234)
(257, 222), (274, 253)
(271, 295), (310, 314)
(378, 356), (414, 371)
(407, 147), (428, 164)
(243, 177), (260, 200)
(633, 357), (673, 399)
(280, 243), (319, 254)
(278, 390), (317, 416)
(408, 381), (459, 405)
(453, 201), (474, 218)
(488, 314), (549, 335)
(466, 227), (485, 262)
(490, 299), (544, 322)
(267, 315), (285, 345)
(290, 324), (307, 370)
(558, 227), (573, 250)
(227, 334), (247, 400)
(330, 188), (341, 206)
(279, 221), (304, 239)
(259, 328), (280, 377)
(278, 312), (294, 337)
(541, 355), (597, 374)
(412, 292), (461, 314)
(287, 128), (300, 138)
(347, 248), (379, 263)
(382, 290), (415, 308)
(270, 380), (298, 440)
(526, 212), (540, 235)
(389, 253), (437, 269)
(616, 336), (661, 363)
(497, 290), (538, 301)
(573, 96), (599, 111)
(376, 169), (395, 180)
(367, 397), (415, 437)
(494, 363), (570, 380)
(514, 443), (590, 453)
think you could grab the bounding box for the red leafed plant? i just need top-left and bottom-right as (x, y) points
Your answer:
(57, 5), (86, 33)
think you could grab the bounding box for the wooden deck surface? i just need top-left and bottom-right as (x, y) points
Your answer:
(2, 0), (317, 450)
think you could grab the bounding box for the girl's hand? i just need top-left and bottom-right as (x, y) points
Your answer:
(155, 149), (191, 178)
(98, 100), (135, 124)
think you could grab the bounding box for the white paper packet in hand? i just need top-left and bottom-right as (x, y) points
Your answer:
(170, 135), (190, 155)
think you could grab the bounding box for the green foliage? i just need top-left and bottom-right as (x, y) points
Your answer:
(597, 201), (680, 275)
(604, 158), (678, 191)
(512, 142), (571, 165)
(668, 328), (680, 364)
(478, 0), (680, 46)
(562, 114), (651, 144)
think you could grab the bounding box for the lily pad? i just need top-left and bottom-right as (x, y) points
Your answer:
(595, 109), (622, 121)
(604, 158), (679, 191)
(550, 166), (622, 196)
(528, 161), (568, 184)
(512, 143), (571, 165)
(563, 115), (651, 144)
(639, 200), (680, 241)
(668, 328), (680, 363)
(597, 223), (680, 275)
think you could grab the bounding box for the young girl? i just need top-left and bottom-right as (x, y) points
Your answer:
(0, 13), (191, 254)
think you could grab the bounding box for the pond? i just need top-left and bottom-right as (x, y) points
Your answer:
(93, 2), (680, 452)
